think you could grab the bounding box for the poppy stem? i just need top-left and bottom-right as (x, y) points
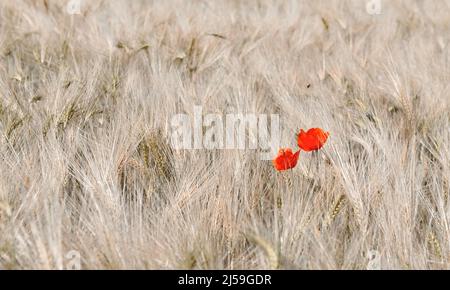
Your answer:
(313, 150), (320, 173)
(305, 153), (313, 179)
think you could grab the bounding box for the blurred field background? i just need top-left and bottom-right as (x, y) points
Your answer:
(0, 0), (449, 269)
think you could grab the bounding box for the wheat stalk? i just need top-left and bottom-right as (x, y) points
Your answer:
(428, 231), (442, 260)
(247, 234), (279, 270)
(328, 195), (346, 225)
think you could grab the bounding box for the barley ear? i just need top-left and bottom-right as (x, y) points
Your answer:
(247, 234), (279, 270)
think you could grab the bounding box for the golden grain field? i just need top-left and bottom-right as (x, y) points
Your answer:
(0, 0), (449, 269)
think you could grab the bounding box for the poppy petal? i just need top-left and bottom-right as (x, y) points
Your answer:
(297, 128), (329, 151)
(273, 148), (300, 171)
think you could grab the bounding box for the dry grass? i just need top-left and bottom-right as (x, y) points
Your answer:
(0, 0), (449, 269)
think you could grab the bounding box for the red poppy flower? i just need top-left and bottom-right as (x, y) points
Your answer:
(297, 128), (330, 151)
(272, 148), (300, 171)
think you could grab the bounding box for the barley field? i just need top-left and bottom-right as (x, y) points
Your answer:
(0, 0), (449, 270)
